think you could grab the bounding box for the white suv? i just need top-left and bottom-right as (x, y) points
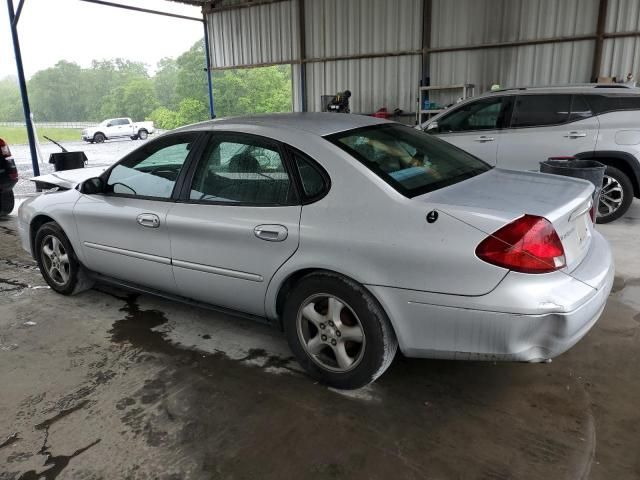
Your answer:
(421, 85), (640, 223)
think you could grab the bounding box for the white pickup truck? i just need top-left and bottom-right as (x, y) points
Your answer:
(81, 118), (155, 144)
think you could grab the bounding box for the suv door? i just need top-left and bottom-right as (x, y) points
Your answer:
(497, 94), (599, 171)
(426, 95), (513, 165)
(167, 133), (302, 317)
(74, 132), (201, 291)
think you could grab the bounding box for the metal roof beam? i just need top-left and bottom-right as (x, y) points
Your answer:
(79, 0), (203, 22)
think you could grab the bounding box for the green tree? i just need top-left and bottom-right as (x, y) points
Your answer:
(101, 77), (159, 120)
(175, 40), (209, 105)
(154, 57), (180, 110)
(177, 98), (208, 125)
(28, 61), (89, 121)
(0, 76), (22, 121)
(148, 106), (180, 129)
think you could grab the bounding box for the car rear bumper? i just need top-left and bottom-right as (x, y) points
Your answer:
(367, 231), (614, 362)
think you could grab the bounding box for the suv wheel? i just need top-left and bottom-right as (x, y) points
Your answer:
(597, 166), (633, 224)
(93, 132), (105, 143)
(283, 272), (398, 389)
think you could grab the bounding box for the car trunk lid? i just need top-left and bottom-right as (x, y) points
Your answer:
(417, 168), (595, 273)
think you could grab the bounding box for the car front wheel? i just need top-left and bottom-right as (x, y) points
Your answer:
(35, 222), (94, 295)
(283, 272), (398, 389)
(597, 165), (633, 224)
(0, 190), (15, 216)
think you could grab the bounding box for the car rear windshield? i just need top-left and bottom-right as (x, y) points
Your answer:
(327, 124), (491, 197)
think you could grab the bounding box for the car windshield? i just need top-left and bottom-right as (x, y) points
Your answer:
(327, 124), (491, 197)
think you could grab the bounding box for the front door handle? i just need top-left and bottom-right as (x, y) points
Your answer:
(137, 213), (160, 228)
(474, 136), (495, 142)
(254, 224), (288, 242)
(564, 131), (587, 138)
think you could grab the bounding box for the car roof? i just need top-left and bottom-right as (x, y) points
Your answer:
(175, 112), (392, 137)
(488, 84), (640, 96)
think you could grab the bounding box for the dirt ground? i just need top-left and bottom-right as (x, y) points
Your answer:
(0, 201), (639, 480)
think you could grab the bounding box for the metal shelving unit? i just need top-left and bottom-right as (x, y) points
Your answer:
(416, 84), (475, 126)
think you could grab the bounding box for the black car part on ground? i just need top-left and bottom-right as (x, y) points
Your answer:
(44, 135), (88, 171)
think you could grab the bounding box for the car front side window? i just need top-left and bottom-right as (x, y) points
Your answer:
(189, 135), (294, 205)
(106, 133), (198, 199)
(436, 96), (511, 133)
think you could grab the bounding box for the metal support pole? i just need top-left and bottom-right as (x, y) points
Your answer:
(203, 16), (216, 119)
(591, 0), (608, 82)
(297, 0), (307, 112)
(6, 0), (39, 176)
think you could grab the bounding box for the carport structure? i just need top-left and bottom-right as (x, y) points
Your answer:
(6, 0), (640, 175)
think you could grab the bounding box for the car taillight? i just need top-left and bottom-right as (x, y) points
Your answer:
(0, 138), (10, 158)
(475, 214), (566, 274)
(589, 202), (596, 222)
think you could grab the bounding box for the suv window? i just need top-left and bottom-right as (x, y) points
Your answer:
(585, 94), (640, 114)
(106, 132), (197, 198)
(511, 94), (572, 127)
(189, 135), (294, 205)
(569, 95), (593, 121)
(436, 96), (511, 133)
(117, 119), (130, 126)
(328, 124), (491, 198)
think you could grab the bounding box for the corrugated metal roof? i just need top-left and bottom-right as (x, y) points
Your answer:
(430, 40), (595, 99)
(208, 0), (298, 68)
(431, 0), (599, 49)
(605, 0), (640, 33)
(601, 37), (640, 78)
(304, 0), (422, 58)
(305, 55), (421, 113)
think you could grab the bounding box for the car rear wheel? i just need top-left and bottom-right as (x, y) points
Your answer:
(93, 132), (105, 144)
(0, 190), (15, 217)
(597, 166), (633, 224)
(283, 272), (398, 389)
(35, 222), (94, 295)
(138, 129), (148, 140)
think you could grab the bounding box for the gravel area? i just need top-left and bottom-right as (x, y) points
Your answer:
(10, 137), (152, 196)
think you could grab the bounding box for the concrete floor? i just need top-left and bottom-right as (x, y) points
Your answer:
(0, 202), (639, 480)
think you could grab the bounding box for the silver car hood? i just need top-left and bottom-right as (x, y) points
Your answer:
(30, 167), (107, 190)
(417, 168), (595, 272)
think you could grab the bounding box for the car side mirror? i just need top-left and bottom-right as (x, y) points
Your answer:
(106, 123), (112, 127)
(425, 122), (439, 133)
(80, 177), (105, 195)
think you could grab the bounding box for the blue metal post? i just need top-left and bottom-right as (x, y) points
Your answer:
(203, 16), (216, 119)
(7, 0), (39, 176)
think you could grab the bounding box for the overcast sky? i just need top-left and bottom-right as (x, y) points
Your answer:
(1, 0), (204, 80)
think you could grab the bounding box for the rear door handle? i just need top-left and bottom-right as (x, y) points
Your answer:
(137, 213), (160, 228)
(564, 131), (587, 138)
(254, 224), (288, 242)
(474, 136), (495, 142)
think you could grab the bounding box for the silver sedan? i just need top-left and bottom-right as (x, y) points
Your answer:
(18, 113), (614, 389)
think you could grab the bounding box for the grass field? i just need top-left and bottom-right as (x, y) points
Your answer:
(0, 126), (82, 145)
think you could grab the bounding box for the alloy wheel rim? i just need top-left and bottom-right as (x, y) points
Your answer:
(296, 293), (366, 373)
(598, 175), (624, 217)
(41, 235), (70, 286)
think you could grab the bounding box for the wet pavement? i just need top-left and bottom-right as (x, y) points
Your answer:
(0, 203), (639, 479)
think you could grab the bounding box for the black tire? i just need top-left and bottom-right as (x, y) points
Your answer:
(138, 129), (148, 140)
(597, 165), (634, 224)
(34, 222), (94, 295)
(93, 132), (105, 144)
(283, 272), (398, 389)
(0, 190), (15, 217)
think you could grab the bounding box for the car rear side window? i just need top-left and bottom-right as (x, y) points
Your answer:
(327, 124), (491, 198)
(585, 94), (640, 114)
(294, 152), (328, 200)
(511, 94), (572, 128)
(189, 135), (294, 205)
(569, 95), (593, 121)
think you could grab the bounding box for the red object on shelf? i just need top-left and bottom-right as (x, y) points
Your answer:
(372, 107), (393, 119)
